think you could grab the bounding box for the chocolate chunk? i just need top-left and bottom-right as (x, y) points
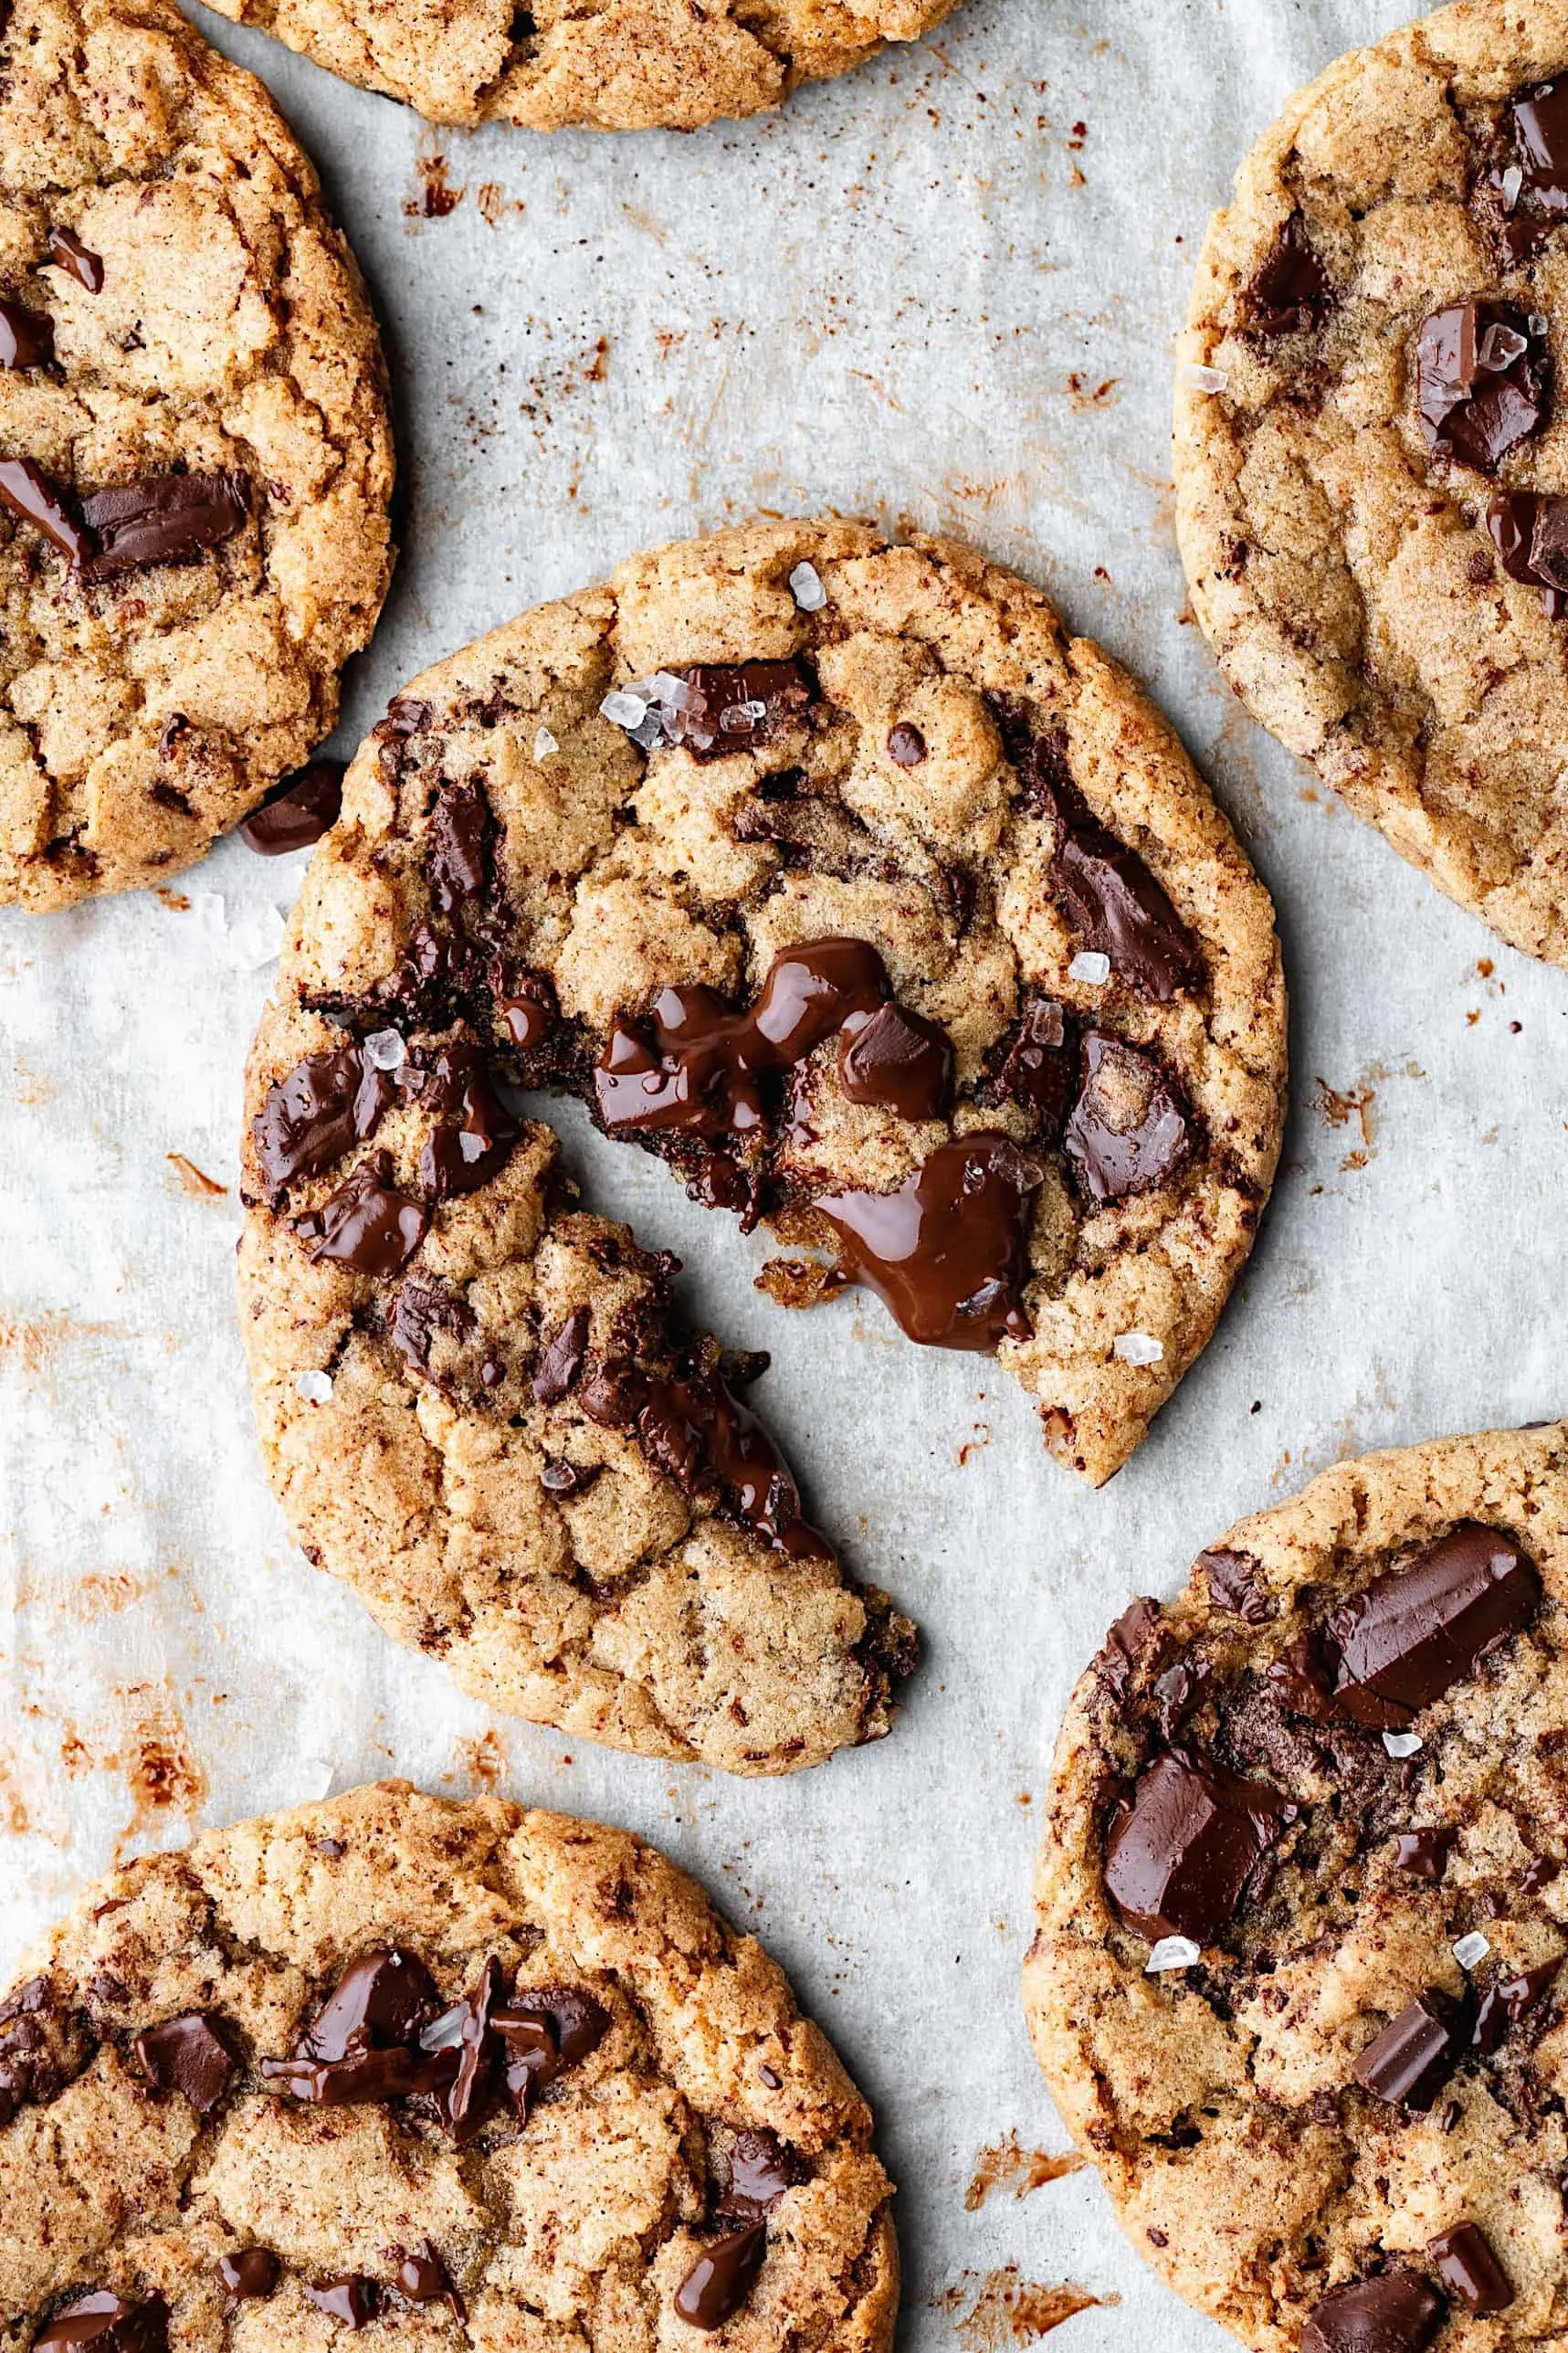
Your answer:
(239, 760), (345, 854)
(679, 660), (813, 759)
(1490, 80), (1568, 257)
(1393, 1827), (1456, 1882)
(416, 1040), (520, 1199)
(0, 294), (54, 368)
(1415, 301), (1548, 475)
(428, 780), (493, 913)
(34, 2294), (169, 2350)
(1103, 1746), (1296, 1944)
(1063, 1034), (1193, 1204)
(500, 973), (558, 1054)
(218, 2249), (280, 2309)
(253, 1043), (394, 1194)
(78, 470), (248, 583)
(1152, 1659), (1210, 1742)
(493, 1983), (609, 2121)
(541, 1456), (601, 1498)
(390, 1275), (476, 1377)
(261, 1947), (445, 2105)
(674, 2223), (768, 2329)
(0, 454), (89, 562)
(1328, 1523), (1542, 1725)
(1351, 1989), (1469, 2110)
(816, 1132), (1043, 1352)
(307, 2278), (379, 2328)
(1025, 738), (1202, 1001)
(837, 1001), (953, 1120)
(1487, 491), (1568, 619)
(1471, 1960), (1560, 2056)
(1427, 2222), (1513, 2315)
(1199, 1548), (1271, 1623)
(1300, 2274), (1443, 2353)
(417, 1957), (501, 2143)
(595, 937), (894, 1145)
(1242, 213), (1335, 339)
(887, 722), (928, 765)
(1093, 1597), (1164, 1696)
(997, 997), (1078, 1136)
(589, 1358), (834, 1564)
(298, 1153), (428, 1279)
(46, 224), (103, 292)
(718, 2126), (802, 2218)
(1521, 1856), (1561, 1903)
(532, 1305), (590, 1403)
(394, 2242), (463, 2316)
(132, 2011), (236, 2113)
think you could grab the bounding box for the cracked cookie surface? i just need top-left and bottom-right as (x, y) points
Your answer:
(0, 0), (394, 908)
(237, 517), (1282, 1765)
(198, 0), (955, 132)
(1025, 1421), (1568, 2353)
(0, 1778), (898, 2350)
(1175, 0), (1568, 965)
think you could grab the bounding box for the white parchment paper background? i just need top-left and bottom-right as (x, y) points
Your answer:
(3, 1), (1565, 2343)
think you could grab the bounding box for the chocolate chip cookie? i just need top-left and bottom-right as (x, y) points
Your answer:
(200, 0), (956, 132)
(1025, 1421), (1568, 2353)
(0, 0), (394, 908)
(1175, 3), (1568, 965)
(0, 1778), (898, 2348)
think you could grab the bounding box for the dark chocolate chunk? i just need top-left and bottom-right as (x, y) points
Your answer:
(1490, 79), (1568, 258)
(46, 224), (103, 292)
(78, 470), (249, 584)
(1427, 2221), (1513, 2315)
(252, 1043), (394, 1194)
(261, 1947), (444, 2105)
(428, 780), (493, 913)
(239, 760), (345, 854)
(674, 2223), (768, 2330)
(1025, 739), (1202, 1001)
(1300, 2273), (1443, 2353)
(1415, 300), (1548, 475)
(0, 294), (54, 368)
(390, 1274), (476, 1377)
(1351, 1989), (1469, 2110)
(218, 2249), (280, 2309)
(532, 1305), (590, 1403)
(132, 2011), (236, 2114)
(307, 2277), (379, 2328)
(393, 2241), (464, 2316)
(1471, 1960), (1560, 2056)
(0, 454), (89, 562)
(887, 722), (928, 765)
(997, 997), (1077, 1135)
(1393, 1827), (1456, 1882)
(417, 1957), (501, 2144)
(34, 2294), (169, 2350)
(1242, 213), (1336, 339)
(679, 660), (812, 759)
(1521, 1856), (1561, 1903)
(416, 1039), (520, 1199)
(1093, 1597), (1164, 1696)
(815, 1132), (1043, 1352)
(718, 2126), (802, 2218)
(500, 973), (558, 1053)
(1198, 1548), (1271, 1623)
(1063, 1033), (1193, 1204)
(1103, 1746), (1296, 1944)
(1152, 1659), (1210, 1742)
(1328, 1522), (1542, 1724)
(493, 1983), (610, 2121)
(541, 1456), (601, 1497)
(1487, 491), (1568, 618)
(837, 1001), (953, 1120)
(298, 1153), (428, 1279)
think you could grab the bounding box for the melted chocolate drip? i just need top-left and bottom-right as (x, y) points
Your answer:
(0, 455), (88, 562)
(394, 2242), (464, 2316)
(307, 2277), (379, 2328)
(1023, 736), (1203, 1001)
(46, 224), (103, 292)
(1488, 491), (1568, 618)
(428, 780), (494, 913)
(295, 1153), (428, 1279)
(1428, 2222), (1513, 2316)
(415, 1039), (520, 1199)
(815, 1133), (1043, 1352)
(34, 2295), (169, 2351)
(78, 470), (248, 584)
(252, 1041), (394, 1196)
(217, 2249), (280, 2310)
(674, 2223), (768, 2330)
(0, 294), (53, 368)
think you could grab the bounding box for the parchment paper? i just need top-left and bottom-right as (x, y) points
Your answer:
(4, 3), (1564, 2344)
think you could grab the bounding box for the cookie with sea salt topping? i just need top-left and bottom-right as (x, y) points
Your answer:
(1175, 1), (1568, 965)
(0, 1778), (898, 2348)
(0, 0), (394, 908)
(237, 526), (1284, 1767)
(199, 0), (956, 132)
(1025, 1421), (1568, 2353)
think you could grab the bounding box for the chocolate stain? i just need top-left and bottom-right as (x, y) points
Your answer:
(964, 2133), (1088, 2210)
(114, 1684), (206, 1851)
(166, 1153), (227, 1198)
(405, 151), (465, 220)
(934, 2269), (1113, 2350)
(453, 1727), (508, 1790)
(1311, 1061), (1426, 1173)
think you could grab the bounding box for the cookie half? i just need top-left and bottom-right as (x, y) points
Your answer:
(1176, 2), (1568, 965)
(1025, 1422), (1568, 2353)
(199, 0), (956, 132)
(0, 0), (395, 908)
(0, 1778), (897, 2348)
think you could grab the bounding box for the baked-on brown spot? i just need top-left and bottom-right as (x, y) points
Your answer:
(963, 2132), (1088, 2210)
(933, 2268), (1112, 2351)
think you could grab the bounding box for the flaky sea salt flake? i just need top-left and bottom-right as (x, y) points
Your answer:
(600, 689), (648, 731)
(1453, 1932), (1491, 1969)
(1114, 1332), (1164, 1366)
(1145, 1936), (1202, 1973)
(789, 560), (827, 612)
(1179, 361), (1229, 395)
(1383, 1730), (1424, 1758)
(1068, 951), (1111, 985)
(364, 1028), (406, 1072)
(1502, 164), (1524, 207)
(294, 1369), (333, 1405)
(533, 725), (559, 759)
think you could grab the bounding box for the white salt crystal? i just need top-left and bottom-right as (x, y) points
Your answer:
(1452, 1932), (1491, 1969)
(533, 725), (559, 758)
(1146, 1936), (1202, 1973)
(1179, 362), (1229, 395)
(789, 560), (827, 612)
(1383, 1730), (1424, 1758)
(1114, 1332), (1164, 1366)
(600, 690), (648, 730)
(294, 1368), (333, 1405)
(1068, 951), (1111, 984)
(363, 1029), (406, 1072)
